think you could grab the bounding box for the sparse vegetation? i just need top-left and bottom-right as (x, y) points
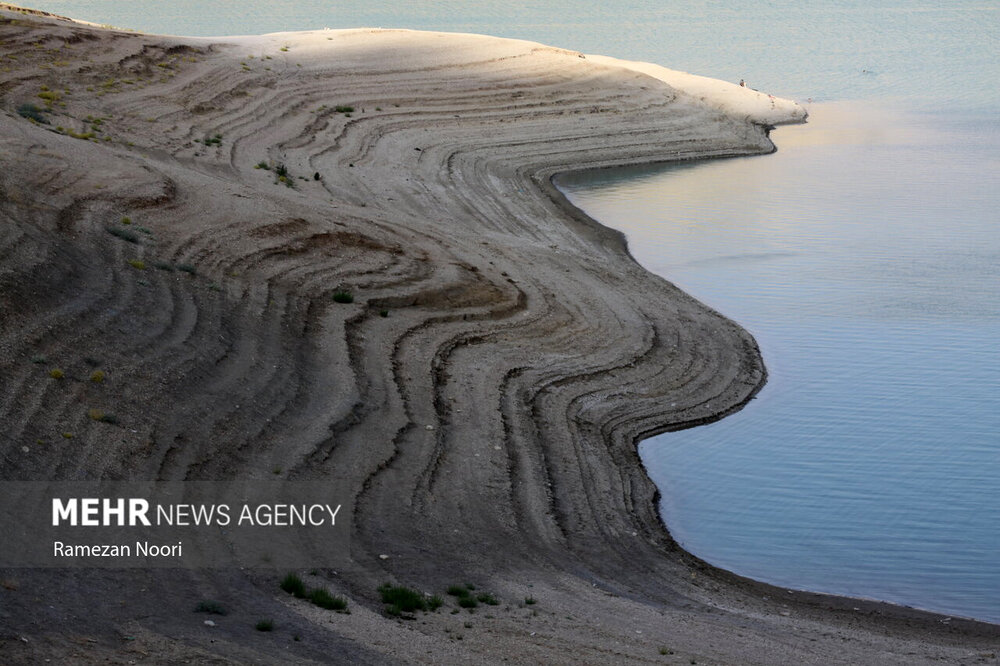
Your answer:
(458, 596), (478, 609)
(202, 133), (223, 147)
(379, 309), (389, 318)
(152, 261), (175, 271)
(30, 355), (47, 364)
(194, 600), (227, 615)
(255, 619), (274, 632)
(427, 595), (443, 611)
(48, 368), (64, 379)
(128, 259), (146, 270)
(447, 584), (470, 598)
(308, 588), (348, 611)
(89, 370), (105, 383)
(87, 409), (118, 424)
(524, 596), (537, 605)
(121, 216), (132, 225)
(334, 105), (354, 113)
(255, 161), (270, 170)
(280, 572), (307, 598)
(176, 263), (197, 275)
(107, 226), (139, 243)
(476, 593), (498, 605)
(17, 102), (47, 123)
(332, 291), (354, 304)
(378, 583), (428, 616)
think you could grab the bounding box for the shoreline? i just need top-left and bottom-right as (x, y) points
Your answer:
(1, 5), (997, 663)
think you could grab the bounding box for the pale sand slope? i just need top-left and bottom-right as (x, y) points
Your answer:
(0, 5), (997, 665)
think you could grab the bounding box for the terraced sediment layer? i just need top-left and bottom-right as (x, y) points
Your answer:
(1, 6), (997, 664)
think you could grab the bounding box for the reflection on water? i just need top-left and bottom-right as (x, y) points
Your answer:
(559, 103), (1000, 623)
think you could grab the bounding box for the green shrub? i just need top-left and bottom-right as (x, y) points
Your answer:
(378, 583), (426, 615)
(476, 593), (498, 605)
(194, 600), (227, 615)
(176, 263), (196, 275)
(107, 226), (139, 243)
(17, 103), (47, 123)
(334, 105), (354, 113)
(332, 291), (353, 304)
(280, 572), (307, 598)
(255, 161), (270, 170)
(152, 261), (175, 271)
(89, 370), (105, 383)
(128, 259), (146, 270)
(524, 596), (537, 605)
(427, 595), (443, 611)
(48, 368), (64, 379)
(308, 588), (347, 611)
(255, 619), (273, 632)
(458, 596), (478, 609)
(446, 584), (469, 597)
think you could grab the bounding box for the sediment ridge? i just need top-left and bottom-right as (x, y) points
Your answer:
(1, 5), (996, 664)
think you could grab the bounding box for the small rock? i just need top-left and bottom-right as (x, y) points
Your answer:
(379, 554), (389, 560)
(425, 425), (434, 431)
(203, 620), (216, 627)
(21, 446), (29, 453)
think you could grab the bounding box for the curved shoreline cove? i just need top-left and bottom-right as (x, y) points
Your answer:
(1, 5), (998, 664)
(556, 101), (1000, 626)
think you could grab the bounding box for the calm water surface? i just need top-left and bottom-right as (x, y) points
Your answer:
(559, 103), (1000, 622)
(23, 0), (1000, 623)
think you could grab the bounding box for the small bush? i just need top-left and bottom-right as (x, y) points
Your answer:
(524, 597), (537, 605)
(427, 595), (443, 611)
(458, 596), (478, 609)
(280, 572), (307, 598)
(255, 161), (270, 170)
(476, 593), (498, 605)
(378, 583), (426, 615)
(17, 103), (47, 123)
(121, 216), (132, 225)
(379, 309), (389, 318)
(128, 259), (146, 270)
(332, 291), (353, 304)
(176, 263), (196, 275)
(194, 600), (227, 615)
(334, 105), (354, 113)
(447, 585), (469, 598)
(255, 619), (274, 632)
(107, 226), (139, 243)
(48, 368), (64, 379)
(88, 409), (119, 424)
(90, 369), (105, 383)
(308, 588), (347, 611)
(152, 261), (175, 271)
(274, 163), (289, 178)
(30, 355), (47, 364)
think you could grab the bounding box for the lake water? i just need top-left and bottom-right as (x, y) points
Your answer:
(23, 0), (1000, 623)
